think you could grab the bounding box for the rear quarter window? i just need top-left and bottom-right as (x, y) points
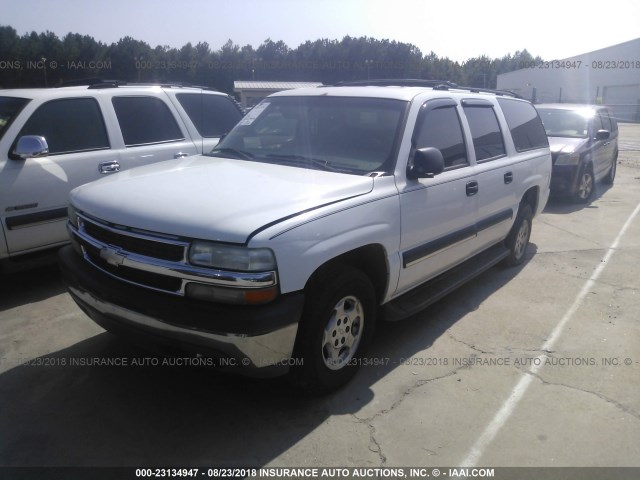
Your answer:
(176, 93), (243, 137)
(497, 98), (548, 152)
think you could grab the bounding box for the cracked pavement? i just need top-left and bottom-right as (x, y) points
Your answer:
(1, 125), (639, 469)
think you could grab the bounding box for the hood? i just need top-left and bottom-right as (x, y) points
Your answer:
(547, 136), (588, 155)
(71, 156), (374, 244)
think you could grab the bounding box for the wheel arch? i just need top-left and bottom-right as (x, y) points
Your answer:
(304, 243), (389, 304)
(520, 185), (540, 216)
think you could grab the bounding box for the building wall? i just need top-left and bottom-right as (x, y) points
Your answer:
(497, 38), (640, 122)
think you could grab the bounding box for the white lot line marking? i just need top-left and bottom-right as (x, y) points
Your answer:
(460, 200), (640, 468)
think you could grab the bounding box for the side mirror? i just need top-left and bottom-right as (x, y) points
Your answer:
(407, 147), (445, 179)
(595, 129), (610, 141)
(12, 135), (49, 159)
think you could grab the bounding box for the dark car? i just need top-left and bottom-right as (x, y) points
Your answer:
(536, 104), (618, 202)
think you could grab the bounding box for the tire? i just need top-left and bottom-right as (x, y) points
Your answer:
(504, 203), (532, 267)
(574, 165), (594, 203)
(604, 154), (617, 185)
(289, 265), (376, 394)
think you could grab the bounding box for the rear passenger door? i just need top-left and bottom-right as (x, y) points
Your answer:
(110, 95), (199, 171)
(462, 99), (516, 249)
(396, 99), (479, 295)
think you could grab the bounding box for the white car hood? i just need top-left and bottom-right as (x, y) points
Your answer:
(71, 156), (374, 244)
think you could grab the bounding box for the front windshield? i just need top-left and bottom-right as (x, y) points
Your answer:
(0, 97), (30, 141)
(537, 108), (592, 139)
(206, 95), (407, 175)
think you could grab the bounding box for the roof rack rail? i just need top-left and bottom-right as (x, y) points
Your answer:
(57, 79), (218, 91)
(58, 78), (124, 88)
(328, 78), (520, 98)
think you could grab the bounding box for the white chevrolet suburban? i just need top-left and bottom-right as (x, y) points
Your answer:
(59, 80), (551, 393)
(0, 82), (244, 270)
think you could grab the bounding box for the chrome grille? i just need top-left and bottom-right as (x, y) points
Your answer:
(82, 219), (186, 262)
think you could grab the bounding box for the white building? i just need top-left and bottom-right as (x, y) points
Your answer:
(497, 38), (640, 122)
(233, 81), (322, 108)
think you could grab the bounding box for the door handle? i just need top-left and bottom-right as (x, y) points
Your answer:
(466, 181), (479, 196)
(99, 160), (120, 174)
(174, 152), (189, 159)
(504, 171), (513, 184)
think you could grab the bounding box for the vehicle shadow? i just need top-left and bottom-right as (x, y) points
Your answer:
(0, 263), (66, 311)
(0, 246), (537, 467)
(544, 180), (614, 214)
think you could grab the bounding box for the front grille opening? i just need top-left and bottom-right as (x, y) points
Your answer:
(82, 241), (183, 293)
(83, 221), (185, 262)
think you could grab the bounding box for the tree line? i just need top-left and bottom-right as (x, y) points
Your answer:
(0, 25), (543, 93)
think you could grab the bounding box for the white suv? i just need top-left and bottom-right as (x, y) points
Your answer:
(59, 80), (551, 393)
(0, 83), (244, 269)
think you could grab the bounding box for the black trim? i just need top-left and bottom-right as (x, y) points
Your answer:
(5, 207), (68, 230)
(403, 225), (477, 267)
(461, 98), (493, 107)
(476, 209), (513, 231)
(402, 209), (513, 268)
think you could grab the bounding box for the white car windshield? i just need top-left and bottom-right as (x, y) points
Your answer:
(207, 95), (407, 175)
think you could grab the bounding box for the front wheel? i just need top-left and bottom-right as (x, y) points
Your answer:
(289, 266), (376, 394)
(504, 204), (532, 267)
(574, 166), (594, 203)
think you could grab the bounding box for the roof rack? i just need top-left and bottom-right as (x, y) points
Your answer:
(57, 79), (219, 91)
(328, 79), (520, 98)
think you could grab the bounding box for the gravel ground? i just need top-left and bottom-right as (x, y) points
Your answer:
(618, 122), (640, 169)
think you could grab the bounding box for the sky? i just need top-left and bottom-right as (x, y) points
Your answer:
(2, 0), (639, 62)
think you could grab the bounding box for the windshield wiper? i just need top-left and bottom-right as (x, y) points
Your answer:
(264, 154), (341, 172)
(207, 147), (254, 160)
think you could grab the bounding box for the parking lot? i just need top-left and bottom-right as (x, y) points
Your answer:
(1, 124), (639, 470)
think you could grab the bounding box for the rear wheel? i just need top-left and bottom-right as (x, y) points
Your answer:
(289, 265), (376, 394)
(574, 166), (594, 203)
(504, 204), (532, 267)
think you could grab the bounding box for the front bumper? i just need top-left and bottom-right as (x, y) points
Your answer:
(59, 246), (304, 377)
(550, 164), (581, 195)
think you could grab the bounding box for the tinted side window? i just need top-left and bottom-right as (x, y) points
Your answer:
(414, 105), (468, 168)
(598, 112), (611, 132)
(497, 98), (548, 152)
(17, 98), (109, 154)
(112, 96), (184, 146)
(176, 93), (243, 137)
(463, 106), (506, 161)
(592, 113), (604, 136)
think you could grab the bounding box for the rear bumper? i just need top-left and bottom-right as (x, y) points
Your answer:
(59, 245), (304, 377)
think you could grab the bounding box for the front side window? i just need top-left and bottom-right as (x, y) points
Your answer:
(413, 104), (468, 168)
(17, 97), (109, 154)
(498, 98), (548, 151)
(463, 105), (506, 162)
(208, 96), (407, 175)
(112, 96), (184, 146)
(176, 93), (243, 137)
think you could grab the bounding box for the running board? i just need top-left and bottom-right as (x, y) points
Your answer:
(383, 243), (510, 322)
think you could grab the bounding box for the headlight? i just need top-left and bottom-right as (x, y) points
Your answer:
(555, 152), (580, 165)
(189, 241), (276, 272)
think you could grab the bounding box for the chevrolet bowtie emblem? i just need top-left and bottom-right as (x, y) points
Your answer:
(99, 246), (126, 267)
